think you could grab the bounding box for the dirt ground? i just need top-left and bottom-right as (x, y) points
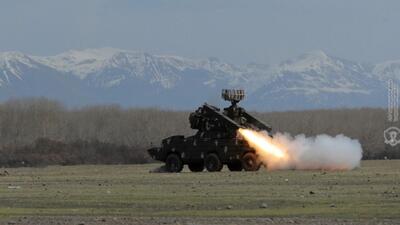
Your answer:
(1, 160), (400, 224)
(3, 216), (400, 225)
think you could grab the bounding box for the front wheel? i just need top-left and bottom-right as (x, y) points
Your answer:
(165, 153), (183, 172)
(205, 153), (223, 172)
(241, 152), (261, 171)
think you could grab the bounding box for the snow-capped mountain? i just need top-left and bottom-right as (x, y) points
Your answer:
(373, 60), (400, 81)
(0, 48), (395, 110)
(34, 48), (248, 89)
(248, 51), (386, 110)
(0, 52), (38, 86)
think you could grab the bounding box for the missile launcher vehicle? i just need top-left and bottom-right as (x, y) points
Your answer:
(148, 89), (272, 172)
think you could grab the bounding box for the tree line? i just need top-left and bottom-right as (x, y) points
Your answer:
(0, 98), (398, 167)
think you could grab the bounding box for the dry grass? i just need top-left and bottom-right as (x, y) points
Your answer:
(0, 160), (399, 219)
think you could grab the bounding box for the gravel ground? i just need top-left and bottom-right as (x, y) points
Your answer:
(1, 161), (399, 223)
(3, 217), (400, 225)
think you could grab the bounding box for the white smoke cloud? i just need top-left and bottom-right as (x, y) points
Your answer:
(259, 132), (363, 171)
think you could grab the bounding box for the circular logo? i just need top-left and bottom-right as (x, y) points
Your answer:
(384, 126), (400, 147)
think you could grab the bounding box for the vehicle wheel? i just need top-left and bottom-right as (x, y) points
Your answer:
(165, 153), (183, 172)
(241, 152), (261, 171)
(188, 162), (204, 172)
(227, 161), (243, 171)
(205, 153), (223, 172)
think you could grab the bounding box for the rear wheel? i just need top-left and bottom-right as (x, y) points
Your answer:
(205, 153), (223, 172)
(227, 161), (243, 171)
(241, 152), (261, 171)
(165, 153), (183, 172)
(188, 162), (204, 172)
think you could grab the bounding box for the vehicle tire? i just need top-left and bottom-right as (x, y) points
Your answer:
(188, 162), (204, 172)
(205, 153), (223, 172)
(241, 152), (261, 171)
(165, 153), (183, 173)
(227, 161), (243, 171)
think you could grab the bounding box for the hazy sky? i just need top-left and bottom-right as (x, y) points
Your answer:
(1, 0), (400, 64)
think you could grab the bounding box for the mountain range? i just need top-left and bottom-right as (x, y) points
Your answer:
(0, 48), (398, 111)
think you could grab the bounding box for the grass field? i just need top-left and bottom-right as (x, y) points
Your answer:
(0, 160), (400, 224)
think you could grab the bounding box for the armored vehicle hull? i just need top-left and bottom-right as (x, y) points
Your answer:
(148, 134), (261, 172)
(148, 90), (272, 172)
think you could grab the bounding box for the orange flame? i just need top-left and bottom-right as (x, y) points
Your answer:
(238, 128), (287, 159)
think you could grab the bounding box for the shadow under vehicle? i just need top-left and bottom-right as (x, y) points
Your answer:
(148, 89), (272, 172)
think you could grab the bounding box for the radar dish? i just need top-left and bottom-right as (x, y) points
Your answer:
(221, 89), (245, 103)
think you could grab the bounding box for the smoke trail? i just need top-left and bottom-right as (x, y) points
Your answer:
(246, 131), (363, 171)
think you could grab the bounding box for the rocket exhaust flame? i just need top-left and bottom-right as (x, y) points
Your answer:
(238, 128), (286, 159)
(238, 128), (362, 171)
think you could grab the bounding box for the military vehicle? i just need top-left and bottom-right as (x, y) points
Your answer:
(148, 89), (272, 172)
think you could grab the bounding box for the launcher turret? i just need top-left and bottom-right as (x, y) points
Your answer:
(189, 89), (271, 134)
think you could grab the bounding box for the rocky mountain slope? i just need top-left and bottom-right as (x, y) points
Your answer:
(0, 48), (396, 110)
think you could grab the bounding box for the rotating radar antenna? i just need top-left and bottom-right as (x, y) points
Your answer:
(221, 89), (245, 106)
